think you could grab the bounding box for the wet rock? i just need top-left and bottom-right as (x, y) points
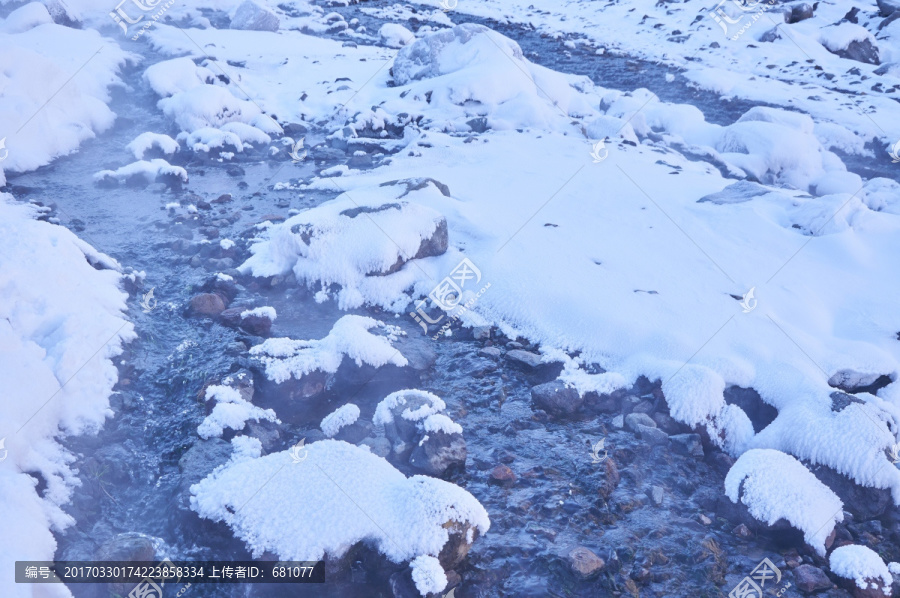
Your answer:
(567, 547), (605, 580)
(239, 310), (275, 336)
(490, 464), (516, 486)
(531, 380), (583, 418)
(794, 564), (832, 593)
(389, 569), (420, 598)
(394, 334), (436, 371)
(637, 424), (668, 445)
(472, 325), (491, 340)
(359, 437), (391, 458)
(670, 433), (704, 458)
(624, 412), (656, 432)
(479, 346), (502, 358)
(231, 0), (279, 31)
(810, 465), (891, 520)
(437, 520), (481, 569)
(408, 431), (467, 477)
(95, 532), (157, 562)
(189, 293), (227, 316)
(724, 386), (777, 432)
(244, 420), (280, 452)
(652, 412), (687, 434)
(507, 349), (543, 368)
(733, 523), (753, 538)
(784, 3), (814, 23)
(179, 438), (233, 486)
(611, 414), (624, 429)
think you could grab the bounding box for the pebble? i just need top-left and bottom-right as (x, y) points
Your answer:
(506, 349), (543, 368)
(490, 464), (516, 485)
(733, 523), (752, 538)
(479, 346), (502, 358)
(625, 412), (656, 432)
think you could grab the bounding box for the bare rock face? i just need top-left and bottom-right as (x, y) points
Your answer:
(438, 520), (481, 570)
(567, 547), (605, 580)
(793, 564), (832, 593)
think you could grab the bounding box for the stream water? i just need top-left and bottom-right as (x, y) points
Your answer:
(6, 3), (892, 597)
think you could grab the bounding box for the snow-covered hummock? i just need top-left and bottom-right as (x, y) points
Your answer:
(0, 7), (133, 186)
(93, 159), (188, 184)
(0, 194), (134, 597)
(374, 389), (447, 426)
(126, 132), (180, 159)
(320, 403), (360, 437)
(197, 384), (279, 439)
(379, 23), (415, 48)
(190, 439), (489, 595)
(240, 188), (448, 310)
(250, 315), (407, 384)
(725, 449), (842, 556)
(829, 544), (893, 592)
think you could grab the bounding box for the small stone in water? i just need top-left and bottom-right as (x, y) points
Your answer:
(567, 547), (605, 580)
(490, 464), (516, 485)
(733, 523), (752, 538)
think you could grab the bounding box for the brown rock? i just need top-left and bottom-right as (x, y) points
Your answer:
(567, 547), (605, 580)
(490, 464), (516, 485)
(794, 564), (832, 593)
(189, 293), (226, 316)
(733, 523), (753, 538)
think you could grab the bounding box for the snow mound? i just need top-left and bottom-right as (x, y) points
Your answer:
(93, 159), (188, 184)
(374, 389), (447, 426)
(829, 544), (893, 592)
(250, 315), (407, 384)
(0, 2), (52, 34)
(177, 127), (244, 154)
(197, 384), (279, 439)
(0, 195), (134, 595)
(126, 132), (180, 159)
(379, 23), (414, 48)
(389, 23), (597, 131)
(143, 57), (217, 98)
(423, 414), (462, 435)
(190, 439), (490, 586)
(725, 449), (843, 556)
(241, 306), (276, 321)
(320, 403), (360, 437)
(158, 83), (282, 135)
(240, 192), (448, 310)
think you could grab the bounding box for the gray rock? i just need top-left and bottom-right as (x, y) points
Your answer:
(178, 438), (233, 486)
(472, 325), (491, 340)
(624, 412), (656, 432)
(670, 433), (704, 458)
(490, 464), (516, 485)
(230, 0), (279, 31)
(827, 37), (880, 65)
(794, 564), (832, 593)
(784, 3), (813, 23)
(611, 414), (625, 429)
(394, 334), (437, 371)
(531, 380), (583, 418)
(878, 0), (900, 16)
(567, 547), (605, 580)
(507, 349), (543, 368)
(359, 436), (392, 458)
(636, 424), (669, 445)
(479, 346), (502, 358)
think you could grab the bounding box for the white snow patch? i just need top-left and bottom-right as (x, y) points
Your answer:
(829, 544), (893, 591)
(320, 403), (360, 437)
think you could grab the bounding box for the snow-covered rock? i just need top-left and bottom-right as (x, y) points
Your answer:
(320, 403), (360, 438)
(230, 0), (280, 32)
(190, 439), (489, 590)
(830, 545), (893, 595)
(379, 23), (414, 48)
(725, 449), (843, 556)
(93, 159), (188, 186)
(126, 132), (180, 159)
(197, 384), (279, 439)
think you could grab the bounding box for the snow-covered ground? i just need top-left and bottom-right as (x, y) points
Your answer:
(4, 0), (900, 594)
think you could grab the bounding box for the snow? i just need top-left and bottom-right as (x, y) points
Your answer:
(0, 3), (52, 34)
(249, 315), (408, 384)
(190, 439), (489, 590)
(818, 23), (876, 53)
(177, 127), (244, 154)
(240, 306), (276, 321)
(379, 23), (415, 48)
(725, 449), (843, 556)
(220, 239), (236, 250)
(829, 544), (893, 591)
(423, 414), (462, 436)
(0, 195), (134, 597)
(197, 384), (279, 439)
(93, 159), (188, 184)
(374, 389), (447, 426)
(143, 57), (217, 98)
(126, 132), (180, 159)
(410, 555), (448, 595)
(320, 403), (360, 437)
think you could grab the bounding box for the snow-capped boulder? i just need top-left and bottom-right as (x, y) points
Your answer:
(0, 2), (52, 34)
(197, 384), (278, 439)
(230, 0), (280, 32)
(830, 545), (893, 597)
(190, 439), (489, 590)
(320, 403), (361, 438)
(144, 57), (217, 98)
(379, 23), (414, 48)
(93, 159), (188, 188)
(240, 197), (448, 310)
(127, 132), (180, 160)
(819, 23), (881, 65)
(531, 380), (584, 418)
(725, 449), (843, 556)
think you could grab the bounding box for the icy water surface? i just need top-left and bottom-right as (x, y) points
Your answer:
(6, 5), (892, 597)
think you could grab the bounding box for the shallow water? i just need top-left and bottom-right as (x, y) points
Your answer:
(5, 6), (879, 598)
